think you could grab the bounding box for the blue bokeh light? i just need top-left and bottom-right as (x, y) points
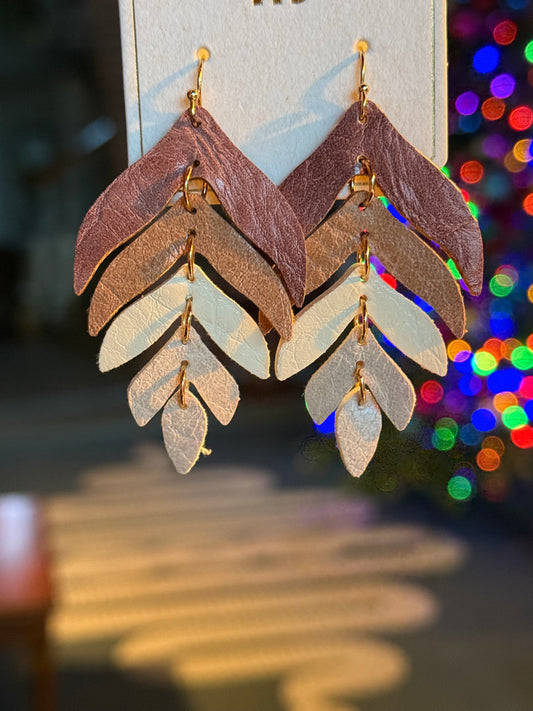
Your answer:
(473, 46), (500, 73)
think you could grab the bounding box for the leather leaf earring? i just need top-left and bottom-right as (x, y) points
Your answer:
(275, 45), (484, 478)
(74, 49), (306, 473)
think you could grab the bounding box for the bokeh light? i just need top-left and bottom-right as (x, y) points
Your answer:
(493, 20), (517, 46)
(476, 448), (501, 471)
(526, 39), (533, 63)
(482, 436), (505, 456)
(456, 91), (480, 115)
(490, 73), (515, 98)
(509, 106), (533, 131)
(523, 193), (533, 216)
(481, 97), (506, 121)
(501, 405), (528, 430)
(448, 475), (474, 501)
(460, 160), (484, 183)
(511, 346), (533, 370)
(420, 380), (444, 404)
(489, 273), (515, 296)
(511, 425), (533, 449)
(472, 408), (497, 432)
(493, 392), (518, 412)
(472, 350), (498, 375)
(447, 339), (472, 361)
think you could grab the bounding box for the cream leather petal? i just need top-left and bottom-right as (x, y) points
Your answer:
(99, 265), (269, 379)
(305, 328), (416, 431)
(127, 326), (240, 427)
(335, 388), (382, 478)
(161, 391), (208, 475)
(275, 268), (447, 380)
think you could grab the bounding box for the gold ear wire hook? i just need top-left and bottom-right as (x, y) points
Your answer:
(188, 47), (210, 127)
(357, 41), (369, 123)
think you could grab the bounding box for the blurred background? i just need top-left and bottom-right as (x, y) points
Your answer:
(0, 0), (532, 710)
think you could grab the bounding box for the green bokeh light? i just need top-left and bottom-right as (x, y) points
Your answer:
(435, 417), (459, 436)
(501, 405), (528, 430)
(525, 39), (533, 63)
(468, 201), (480, 219)
(441, 165), (451, 177)
(472, 351), (498, 376)
(432, 428), (456, 451)
(447, 475), (473, 501)
(447, 259), (461, 280)
(510, 346), (533, 371)
(489, 273), (514, 297)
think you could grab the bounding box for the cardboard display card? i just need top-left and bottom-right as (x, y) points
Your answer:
(119, 0), (447, 180)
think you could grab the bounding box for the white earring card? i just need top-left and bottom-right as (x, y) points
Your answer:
(118, 0), (447, 181)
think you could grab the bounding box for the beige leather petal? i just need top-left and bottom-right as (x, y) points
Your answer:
(89, 195), (293, 341)
(275, 268), (447, 380)
(127, 326), (239, 427)
(305, 192), (466, 338)
(305, 328), (415, 431)
(335, 388), (382, 478)
(99, 265), (270, 379)
(161, 391), (208, 475)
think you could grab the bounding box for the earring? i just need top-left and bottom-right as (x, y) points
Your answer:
(74, 49), (305, 474)
(274, 45), (484, 478)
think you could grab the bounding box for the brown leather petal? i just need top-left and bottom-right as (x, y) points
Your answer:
(88, 195), (293, 340)
(75, 107), (306, 304)
(305, 192), (466, 337)
(280, 100), (483, 296)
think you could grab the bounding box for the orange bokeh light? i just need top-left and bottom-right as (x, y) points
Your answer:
(460, 161), (484, 184)
(493, 391), (518, 412)
(477, 448), (501, 472)
(482, 436), (505, 456)
(482, 97), (506, 121)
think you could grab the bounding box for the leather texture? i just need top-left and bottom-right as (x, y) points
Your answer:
(305, 328), (415, 431)
(99, 264), (270, 379)
(305, 192), (466, 338)
(275, 267), (447, 380)
(280, 100), (484, 296)
(161, 391), (208, 475)
(88, 195), (294, 340)
(335, 388), (382, 478)
(128, 326), (239, 427)
(74, 107), (306, 305)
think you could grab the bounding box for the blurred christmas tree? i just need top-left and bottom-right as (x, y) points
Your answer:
(312, 0), (533, 510)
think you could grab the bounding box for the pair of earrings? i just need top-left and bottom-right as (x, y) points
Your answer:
(74, 48), (483, 477)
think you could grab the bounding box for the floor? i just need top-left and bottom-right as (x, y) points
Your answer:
(1, 340), (533, 711)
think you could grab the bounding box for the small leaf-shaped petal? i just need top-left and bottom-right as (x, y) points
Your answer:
(99, 265), (270, 379)
(305, 328), (415, 431)
(335, 388), (382, 478)
(276, 268), (447, 380)
(89, 195), (293, 340)
(128, 326), (239, 426)
(161, 391), (208, 475)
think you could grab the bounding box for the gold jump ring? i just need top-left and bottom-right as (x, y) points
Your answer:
(177, 360), (189, 410)
(181, 296), (193, 344)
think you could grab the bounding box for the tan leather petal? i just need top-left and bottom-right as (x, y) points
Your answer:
(275, 268), (447, 380)
(74, 107), (306, 305)
(335, 388), (382, 478)
(128, 326), (239, 427)
(161, 391), (208, 475)
(89, 195), (293, 340)
(305, 192), (466, 338)
(99, 265), (270, 379)
(280, 100), (483, 296)
(305, 328), (415, 431)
